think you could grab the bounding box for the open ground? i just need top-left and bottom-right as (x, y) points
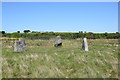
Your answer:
(1, 39), (118, 78)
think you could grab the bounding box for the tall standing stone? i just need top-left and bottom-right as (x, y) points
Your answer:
(54, 36), (62, 47)
(82, 38), (88, 51)
(14, 39), (27, 52)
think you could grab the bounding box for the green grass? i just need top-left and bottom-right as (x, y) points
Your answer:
(1, 39), (118, 78)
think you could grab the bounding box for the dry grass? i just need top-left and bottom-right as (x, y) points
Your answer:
(1, 39), (118, 78)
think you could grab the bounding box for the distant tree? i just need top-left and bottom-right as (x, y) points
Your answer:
(79, 31), (83, 33)
(104, 32), (108, 36)
(116, 32), (119, 34)
(17, 31), (20, 33)
(24, 30), (30, 33)
(2, 31), (5, 34)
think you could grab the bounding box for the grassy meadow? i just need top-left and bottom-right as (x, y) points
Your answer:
(1, 39), (118, 78)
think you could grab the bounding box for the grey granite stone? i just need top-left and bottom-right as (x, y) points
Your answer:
(54, 36), (62, 47)
(82, 38), (88, 51)
(14, 39), (27, 52)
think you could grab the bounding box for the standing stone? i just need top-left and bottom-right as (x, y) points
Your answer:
(19, 39), (26, 50)
(14, 39), (27, 52)
(14, 40), (20, 52)
(54, 36), (62, 47)
(82, 38), (88, 51)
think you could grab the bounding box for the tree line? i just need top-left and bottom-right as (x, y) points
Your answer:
(0, 30), (119, 39)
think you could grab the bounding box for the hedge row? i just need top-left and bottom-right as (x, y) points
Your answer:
(2, 32), (120, 39)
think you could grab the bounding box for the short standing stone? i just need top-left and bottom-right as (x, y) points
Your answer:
(54, 36), (62, 47)
(14, 39), (27, 52)
(82, 38), (88, 51)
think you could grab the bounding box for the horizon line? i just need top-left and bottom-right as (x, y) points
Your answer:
(3, 31), (118, 33)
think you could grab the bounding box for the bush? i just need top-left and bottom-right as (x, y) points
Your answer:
(3, 32), (120, 39)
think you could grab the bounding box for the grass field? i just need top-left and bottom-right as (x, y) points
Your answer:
(1, 39), (118, 78)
